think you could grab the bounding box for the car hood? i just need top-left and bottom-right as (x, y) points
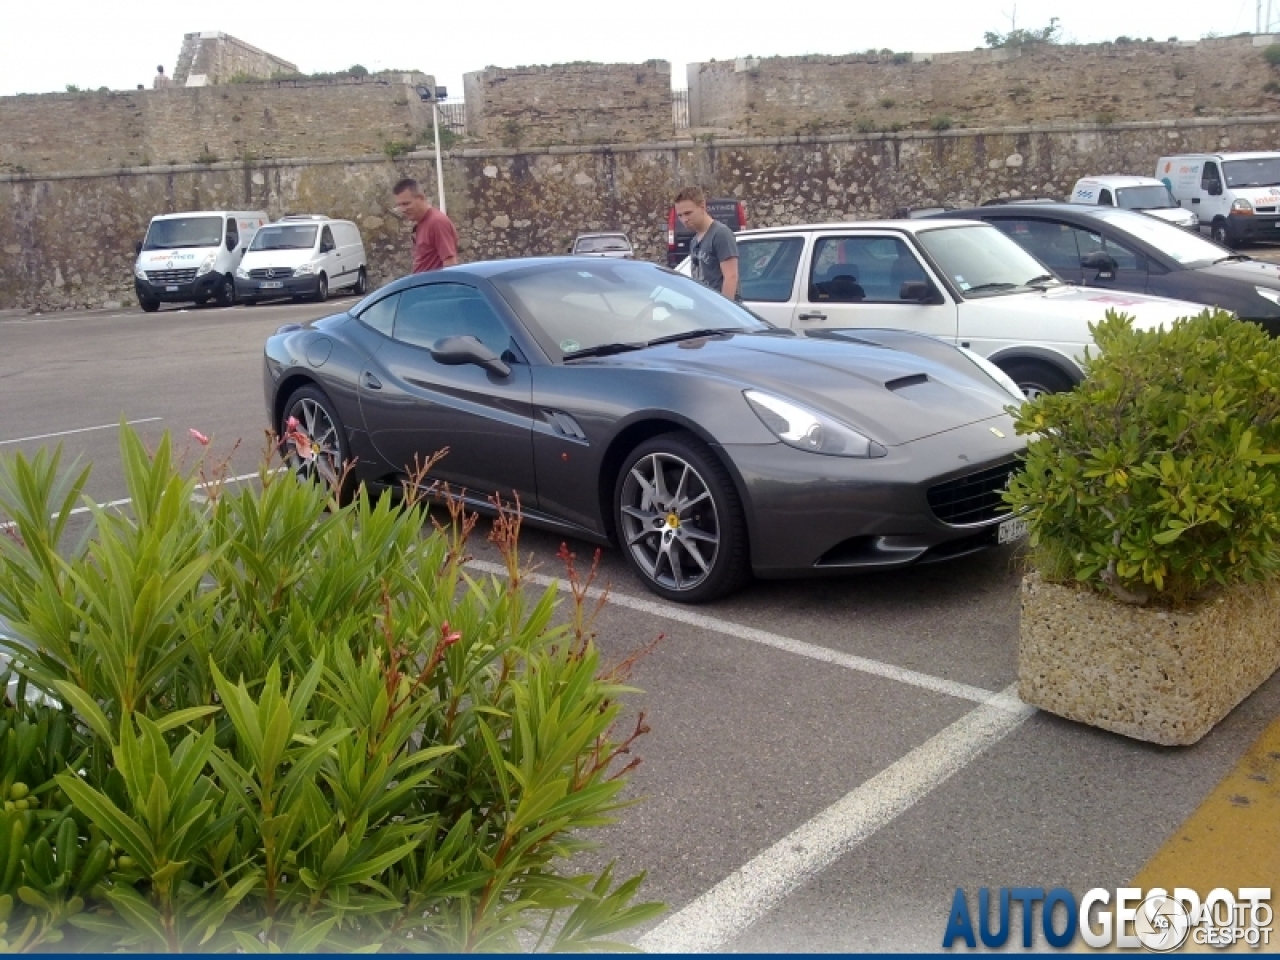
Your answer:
(1140, 207), (1197, 227)
(1230, 185), (1280, 207)
(136, 247), (218, 267)
(240, 249), (315, 271)
(1199, 256), (1280, 290)
(967, 284), (1206, 329)
(601, 333), (1019, 447)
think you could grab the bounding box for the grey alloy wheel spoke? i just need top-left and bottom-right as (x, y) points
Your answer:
(620, 450), (721, 592)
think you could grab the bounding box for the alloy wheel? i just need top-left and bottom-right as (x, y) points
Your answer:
(283, 396), (342, 487)
(619, 452), (721, 592)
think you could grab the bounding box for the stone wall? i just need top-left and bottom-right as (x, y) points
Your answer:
(689, 35), (1280, 134)
(462, 62), (673, 146)
(3, 114), (1280, 312)
(174, 32), (298, 87)
(0, 75), (435, 175)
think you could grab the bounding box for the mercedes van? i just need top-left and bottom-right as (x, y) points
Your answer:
(1157, 152), (1280, 247)
(134, 210), (268, 311)
(1069, 175), (1198, 230)
(235, 215), (368, 304)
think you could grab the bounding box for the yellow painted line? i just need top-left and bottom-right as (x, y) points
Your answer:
(1129, 715), (1280, 950)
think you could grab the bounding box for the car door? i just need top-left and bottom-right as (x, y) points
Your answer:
(1198, 161), (1229, 224)
(1068, 225), (1149, 294)
(224, 217), (240, 272)
(317, 225), (341, 285)
(736, 234), (807, 326)
(356, 281), (537, 504)
(788, 232), (958, 340)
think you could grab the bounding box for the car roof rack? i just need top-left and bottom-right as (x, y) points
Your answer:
(279, 214), (331, 221)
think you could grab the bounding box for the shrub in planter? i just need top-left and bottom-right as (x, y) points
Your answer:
(0, 428), (662, 950)
(1006, 309), (1280, 744)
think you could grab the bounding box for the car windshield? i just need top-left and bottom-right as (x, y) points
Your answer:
(250, 225), (318, 251)
(914, 224), (1055, 297)
(1086, 208), (1226, 264)
(142, 216), (223, 250)
(490, 261), (770, 357)
(1115, 185), (1177, 210)
(1223, 157), (1280, 188)
(575, 236), (631, 253)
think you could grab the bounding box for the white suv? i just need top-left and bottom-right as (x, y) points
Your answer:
(724, 220), (1207, 397)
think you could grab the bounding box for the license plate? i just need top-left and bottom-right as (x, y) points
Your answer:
(998, 516), (1029, 544)
(166, 285), (178, 292)
(260, 281), (283, 289)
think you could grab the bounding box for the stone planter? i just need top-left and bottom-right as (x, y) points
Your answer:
(1018, 572), (1280, 746)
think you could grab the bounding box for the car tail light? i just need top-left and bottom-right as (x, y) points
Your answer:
(737, 201), (748, 229)
(667, 207), (677, 248)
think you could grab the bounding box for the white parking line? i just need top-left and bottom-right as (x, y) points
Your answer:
(463, 559), (1020, 709)
(0, 417), (163, 446)
(636, 687), (1035, 952)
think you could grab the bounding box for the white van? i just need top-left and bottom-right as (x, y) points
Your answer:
(1157, 152), (1280, 247)
(133, 210), (268, 312)
(234, 215), (368, 304)
(1068, 176), (1198, 230)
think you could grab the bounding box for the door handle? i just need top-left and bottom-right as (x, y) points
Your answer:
(362, 372), (382, 390)
(797, 312), (827, 322)
(1191, 198), (1200, 204)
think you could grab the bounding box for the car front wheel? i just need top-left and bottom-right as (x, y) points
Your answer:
(280, 384), (354, 502)
(614, 431), (750, 603)
(998, 360), (1075, 400)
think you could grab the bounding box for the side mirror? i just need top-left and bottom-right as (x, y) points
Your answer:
(430, 335), (511, 377)
(899, 280), (935, 302)
(135, 241), (143, 255)
(1080, 251), (1117, 273)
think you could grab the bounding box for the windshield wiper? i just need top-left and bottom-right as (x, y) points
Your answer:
(1024, 274), (1060, 288)
(962, 282), (1019, 294)
(645, 327), (740, 347)
(562, 342), (646, 361)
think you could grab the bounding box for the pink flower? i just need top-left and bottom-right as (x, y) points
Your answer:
(188, 428), (210, 446)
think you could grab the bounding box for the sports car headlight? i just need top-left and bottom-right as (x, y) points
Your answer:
(744, 390), (884, 457)
(1257, 286), (1280, 307)
(958, 348), (1026, 404)
(195, 253), (217, 276)
(292, 263), (317, 276)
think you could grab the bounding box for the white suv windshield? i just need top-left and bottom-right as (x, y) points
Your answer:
(1223, 157), (1280, 188)
(915, 224), (1055, 297)
(1087, 209), (1226, 264)
(1115, 185), (1176, 210)
(250, 225), (318, 251)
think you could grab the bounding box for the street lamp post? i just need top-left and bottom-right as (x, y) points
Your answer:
(416, 84), (449, 214)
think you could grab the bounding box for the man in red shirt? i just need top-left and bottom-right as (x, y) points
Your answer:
(392, 177), (459, 272)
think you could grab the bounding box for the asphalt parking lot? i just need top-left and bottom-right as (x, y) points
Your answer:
(2, 296), (1278, 952)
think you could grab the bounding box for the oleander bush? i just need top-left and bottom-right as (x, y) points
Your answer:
(1006, 308), (1280, 606)
(0, 427), (660, 951)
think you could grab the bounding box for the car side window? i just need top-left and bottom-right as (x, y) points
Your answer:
(356, 292), (399, 337)
(990, 219), (1080, 273)
(393, 283), (512, 356)
(320, 226), (335, 253)
(1098, 189), (1114, 206)
(1069, 227), (1141, 271)
(737, 238), (803, 302)
(225, 218), (239, 251)
(1201, 162), (1222, 191)
(808, 236), (928, 303)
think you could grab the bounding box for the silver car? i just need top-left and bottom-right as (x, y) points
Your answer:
(570, 232), (634, 258)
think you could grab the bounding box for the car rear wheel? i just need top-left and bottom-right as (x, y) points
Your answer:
(314, 274), (328, 303)
(614, 432), (750, 603)
(280, 385), (354, 503)
(354, 267), (368, 296)
(998, 360), (1075, 400)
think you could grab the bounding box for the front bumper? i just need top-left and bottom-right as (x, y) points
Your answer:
(236, 275), (319, 300)
(135, 272), (222, 303)
(720, 415), (1027, 577)
(1226, 214), (1280, 241)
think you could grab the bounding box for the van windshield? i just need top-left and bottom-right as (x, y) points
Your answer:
(1115, 185), (1177, 210)
(142, 216), (223, 250)
(250, 225), (318, 251)
(1223, 157), (1280, 188)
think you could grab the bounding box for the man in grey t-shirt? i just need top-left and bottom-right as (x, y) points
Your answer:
(675, 186), (740, 300)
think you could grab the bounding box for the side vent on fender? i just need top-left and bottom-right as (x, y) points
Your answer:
(543, 410), (587, 441)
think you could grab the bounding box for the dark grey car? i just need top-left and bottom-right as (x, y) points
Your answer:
(263, 258), (1027, 603)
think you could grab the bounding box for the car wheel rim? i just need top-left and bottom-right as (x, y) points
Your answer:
(1020, 383), (1049, 401)
(283, 397), (341, 487)
(620, 452), (720, 592)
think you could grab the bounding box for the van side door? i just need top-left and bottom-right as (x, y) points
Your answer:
(1199, 161), (1228, 224)
(224, 217), (240, 271)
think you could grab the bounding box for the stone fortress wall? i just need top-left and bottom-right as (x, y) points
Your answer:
(174, 32), (298, 87)
(4, 33), (1280, 310)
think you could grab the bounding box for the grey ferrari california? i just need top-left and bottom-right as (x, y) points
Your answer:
(264, 257), (1028, 603)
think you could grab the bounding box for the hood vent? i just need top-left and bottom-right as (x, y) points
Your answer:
(885, 373), (929, 392)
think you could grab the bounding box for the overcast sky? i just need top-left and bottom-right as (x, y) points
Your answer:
(0, 0), (1268, 99)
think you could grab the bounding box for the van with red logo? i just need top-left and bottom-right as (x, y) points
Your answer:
(1157, 152), (1280, 247)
